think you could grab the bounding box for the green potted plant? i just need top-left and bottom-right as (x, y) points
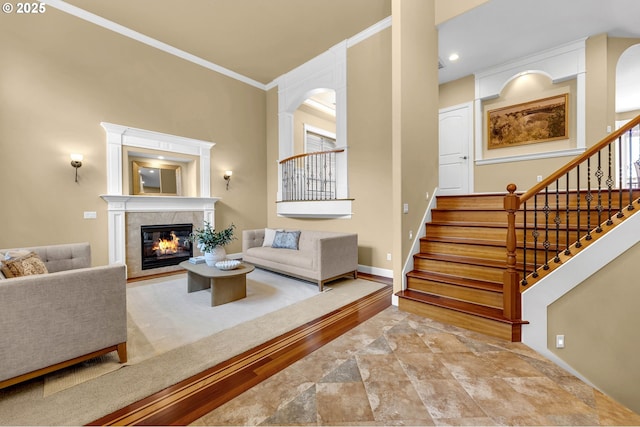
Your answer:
(190, 222), (236, 266)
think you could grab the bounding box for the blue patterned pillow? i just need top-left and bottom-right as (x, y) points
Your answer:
(271, 230), (301, 250)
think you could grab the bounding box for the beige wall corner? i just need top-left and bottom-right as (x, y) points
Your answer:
(266, 29), (394, 273)
(392, 0), (439, 292)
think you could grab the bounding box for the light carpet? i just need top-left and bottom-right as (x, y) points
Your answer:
(0, 270), (386, 426)
(42, 268), (320, 396)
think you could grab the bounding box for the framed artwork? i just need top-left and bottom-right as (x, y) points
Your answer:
(487, 94), (568, 149)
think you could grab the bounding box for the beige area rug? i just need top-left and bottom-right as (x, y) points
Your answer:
(42, 268), (321, 397)
(0, 271), (386, 426)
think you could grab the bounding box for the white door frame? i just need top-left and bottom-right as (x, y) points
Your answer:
(439, 102), (474, 195)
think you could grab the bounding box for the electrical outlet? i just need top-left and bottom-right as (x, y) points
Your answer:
(403, 203), (409, 214)
(386, 253), (392, 261)
(537, 175), (543, 182)
(556, 334), (565, 348)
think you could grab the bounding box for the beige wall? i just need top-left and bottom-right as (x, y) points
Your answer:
(439, 75), (475, 109)
(0, 8), (267, 263)
(548, 242), (640, 414)
(392, 0), (439, 289)
(266, 28), (394, 271)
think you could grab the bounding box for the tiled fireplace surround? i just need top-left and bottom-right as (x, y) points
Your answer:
(126, 210), (203, 278)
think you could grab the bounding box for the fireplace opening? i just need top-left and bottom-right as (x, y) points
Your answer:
(141, 223), (193, 270)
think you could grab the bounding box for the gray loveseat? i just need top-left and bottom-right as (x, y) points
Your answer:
(242, 228), (358, 291)
(0, 242), (127, 389)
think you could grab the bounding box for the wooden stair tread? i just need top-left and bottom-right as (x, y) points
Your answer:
(422, 235), (565, 251)
(429, 220), (595, 231)
(406, 270), (502, 293)
(396, 290), (527, 325)
(414, 252), (507, 269)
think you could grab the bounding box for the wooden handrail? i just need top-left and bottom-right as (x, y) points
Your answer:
(502, 113), (640, 324)
(519, 114), (640, 204)
(279, 149), (345, 164)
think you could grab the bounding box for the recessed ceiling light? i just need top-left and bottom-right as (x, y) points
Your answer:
(449, 53), (459, 61)
(158, 156), (165, 160)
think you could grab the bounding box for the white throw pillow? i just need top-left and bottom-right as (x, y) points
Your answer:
(262, 228), (282, 247)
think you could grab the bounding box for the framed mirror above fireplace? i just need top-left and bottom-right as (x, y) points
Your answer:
(132, 160), (182, 196)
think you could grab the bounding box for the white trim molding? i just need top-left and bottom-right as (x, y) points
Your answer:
(40, 0), (265, 90)
(100, 122), (215, 197)
(276, 200), (352, 219)
(275, 41), (352, 218)
(475, 148), (586, 166)
(474, 39), (586, 162)
(100, 122), (217, 265)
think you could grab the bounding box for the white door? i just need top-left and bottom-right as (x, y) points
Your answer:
(439, 103), (473, 195)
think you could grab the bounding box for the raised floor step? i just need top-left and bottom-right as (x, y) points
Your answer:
(396, 290), (527, 341)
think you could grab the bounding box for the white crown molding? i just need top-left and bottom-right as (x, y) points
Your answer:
(475, 148), (586, 166)
(43, 1), (391, 93)
(41, 0), (266, 90)
(347, 16), (392, 48)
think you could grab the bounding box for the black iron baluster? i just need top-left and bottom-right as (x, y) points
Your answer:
(606, 143), (614, 225)
(586, 157), (593, 241)
(628, 127), (636, 211)
(543, 187), (550, 271)
(596, 151), (603, 233)
(299, 156), (304, 201)
(565, 173), (571, 256)
(618, 135), (625, 218)
(554, 180), (561, 263)
(532, 194), (539, 278)
(575, 165), (582, 249)
(522, 201), (527, 286)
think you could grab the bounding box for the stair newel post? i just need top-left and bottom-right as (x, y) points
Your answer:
(504, 184), (522, 321)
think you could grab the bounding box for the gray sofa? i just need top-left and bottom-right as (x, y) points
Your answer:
(242, 228), (358, 291)
(0, 242), (127, 389)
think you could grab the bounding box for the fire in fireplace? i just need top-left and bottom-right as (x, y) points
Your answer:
(141, 223), (193, 270)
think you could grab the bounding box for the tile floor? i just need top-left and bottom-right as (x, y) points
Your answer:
(191, 306), (640, 426)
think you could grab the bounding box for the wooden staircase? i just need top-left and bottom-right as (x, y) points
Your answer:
(398, 115), (640, 342)
(397, 190), (640, 342)
(397, 193), (526, 341)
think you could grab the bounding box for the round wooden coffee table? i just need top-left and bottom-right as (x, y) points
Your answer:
(179, 261), (255, 306)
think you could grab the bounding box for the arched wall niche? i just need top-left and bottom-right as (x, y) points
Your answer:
(276, 41), (348, 203)
(480, 71), (577, 161)
(474, 39), (586, 165)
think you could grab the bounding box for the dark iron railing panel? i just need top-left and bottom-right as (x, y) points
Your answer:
(280, 149), (344, 202)
(503, 115), (640, 323)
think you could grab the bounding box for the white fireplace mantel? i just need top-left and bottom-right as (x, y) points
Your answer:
(100, 195), (220, 213)
(100, 195), (219, 265)
(100, 123), (220, 266)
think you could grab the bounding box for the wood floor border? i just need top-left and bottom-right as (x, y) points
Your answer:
(89, 280), (392, 426)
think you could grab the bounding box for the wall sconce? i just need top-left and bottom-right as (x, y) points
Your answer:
(70, 153), (83, 183)
(223, 170), (233, 190)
